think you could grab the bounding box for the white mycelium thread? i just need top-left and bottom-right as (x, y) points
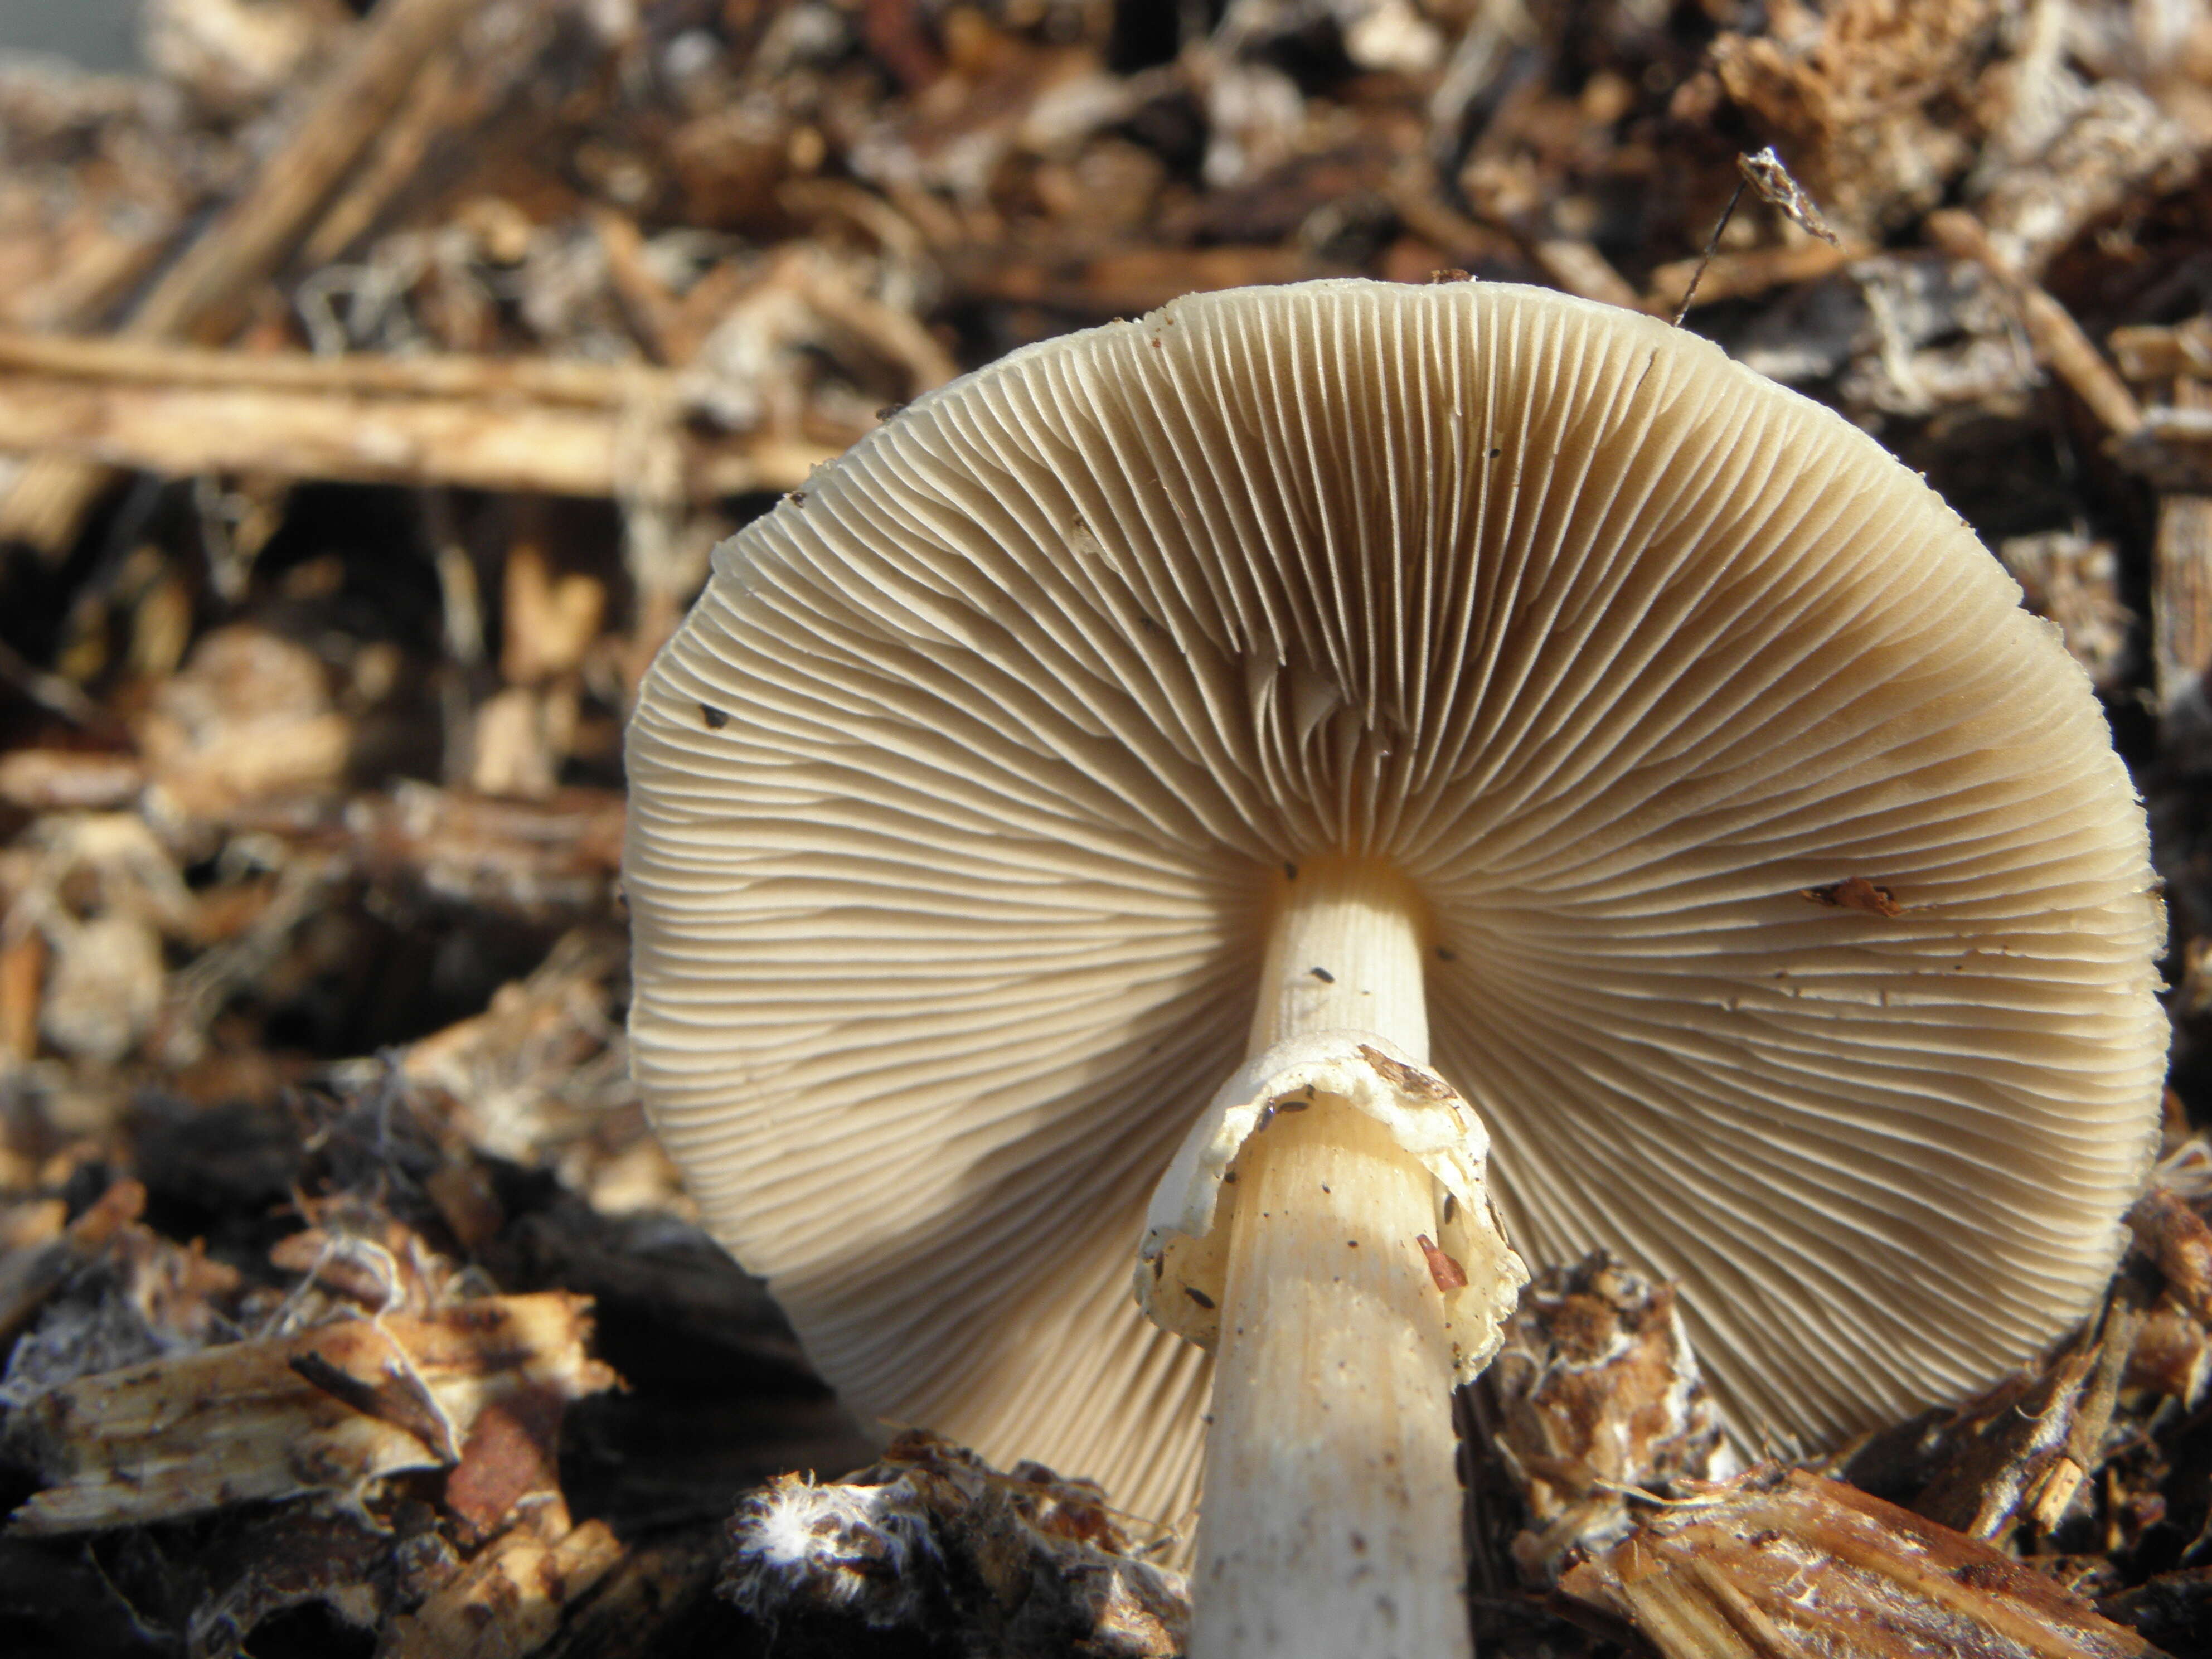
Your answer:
(625, 279), (2167, 1532)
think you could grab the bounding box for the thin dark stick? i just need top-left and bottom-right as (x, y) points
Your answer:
(1672, 178), (1747, 328)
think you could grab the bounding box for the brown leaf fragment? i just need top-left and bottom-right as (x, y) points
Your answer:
(1416, 1234), (1467, 1292)
(5, 1292), (614, 1535)
(445, 1383), (571, 1548)
(1798, 876), (1903, 917)
(1558, 1467), (2155, 1659)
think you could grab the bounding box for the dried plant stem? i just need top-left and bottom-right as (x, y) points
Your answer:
(1191, 860), (1473, 1659)
(0, 0), (479, 556)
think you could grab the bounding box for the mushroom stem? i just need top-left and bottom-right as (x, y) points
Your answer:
(1190, 858), (1473, 1659)
(1249, 856), (1432, 1060)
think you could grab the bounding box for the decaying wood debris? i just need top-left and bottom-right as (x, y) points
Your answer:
(1556, 1466), (2156, 1659)
(2, 0), (2212, 1653)
(6, 1291), (613, 1534)
(1481, 1252), (1738, 1586)
(722, 1431), (1187, 1658)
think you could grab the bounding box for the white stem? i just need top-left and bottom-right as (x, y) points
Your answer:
(1191, 858), (1474, 1659)
(1248, 857), (1431, 1060)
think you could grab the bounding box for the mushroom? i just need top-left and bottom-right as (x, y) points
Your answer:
(623, 279), (2166, 1656)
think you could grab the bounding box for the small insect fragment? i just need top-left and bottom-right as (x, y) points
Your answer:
(1799, 876), (1903, 917)
(699, 704), (729, 730)
(1185, 1284), (1216, 1309)
(1417, 1234), (1468, 1292)
(1308, 966), (1336, 983)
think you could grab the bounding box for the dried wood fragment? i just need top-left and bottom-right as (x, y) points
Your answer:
(1646, 239), (1862, 314)
(183, 1500), (399, 1655)
(2108, 329), (2212, 714)
(536, 1530), (724, 1659)
(385, 1502), (622, 1659)
(2129, 1185), (2212, 1322)
(1905, 1287), (2147, 1545)
(2112, 322), (2212, 384)
(1710, 0), (2006, 235)
(298, 47), (467, 269)
(5, 1292), (614, 1535)
(0, 331), (720, 408)
(1923, 210), (2144, 440)
(2156, 474), (2212, 715)
(0, 750), (148, 814)
(1487, 1251), (1734, 1583)
(0, 930), (48, 1062)
(0, 0), (484, 557)
(0, 1180), (146, 1346)
(342, 783), (625, 918)
(2124, 1291), (2211, 1405)
(0, 361), (837, 501)
(1558, 1467), (2155, 1659)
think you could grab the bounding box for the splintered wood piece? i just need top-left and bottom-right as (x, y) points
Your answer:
(537, 1531), (724, 1659)
(386, 1506), (622, 1659)
(0, 366), (836, 501)
(2150, 380), (2212, 712)
(1488, 1251), (1732, 1584)
(1924, 210), (2144, 441)
(1558, 1468), (2153, 1659)
(5, 1292), (614, 1535)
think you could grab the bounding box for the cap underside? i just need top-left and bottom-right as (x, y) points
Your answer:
(624, 278), (2166, 1529)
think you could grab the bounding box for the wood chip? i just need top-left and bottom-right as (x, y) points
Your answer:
(1558, 1467), (2155, 1659)
(5, 1292), (615, 1535)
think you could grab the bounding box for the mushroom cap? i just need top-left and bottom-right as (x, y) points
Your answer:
(624, 278), (2166, 1527)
